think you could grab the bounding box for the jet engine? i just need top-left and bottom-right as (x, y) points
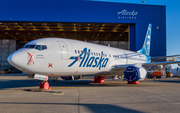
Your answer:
(61, 76), (83, 80)
(123, 66), (147, 82)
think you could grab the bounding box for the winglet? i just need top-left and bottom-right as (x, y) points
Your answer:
(138, 24), (152, 56)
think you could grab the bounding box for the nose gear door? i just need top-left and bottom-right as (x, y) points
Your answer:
(57, 41), (69, 60)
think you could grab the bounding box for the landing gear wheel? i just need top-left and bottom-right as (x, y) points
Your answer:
(127, 81), (140, 84)
(39, 81), (50, 90)
(94, 76), (104, 83)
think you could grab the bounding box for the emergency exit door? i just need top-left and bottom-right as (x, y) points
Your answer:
(57, 41), (68, 60)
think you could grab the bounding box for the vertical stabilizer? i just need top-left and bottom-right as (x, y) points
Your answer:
(138, 24), (152, 56)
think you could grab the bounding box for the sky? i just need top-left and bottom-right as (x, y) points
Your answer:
(92, 0), (180, 56)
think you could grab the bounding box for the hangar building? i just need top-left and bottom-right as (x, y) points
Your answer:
(0, 0), (166, 71)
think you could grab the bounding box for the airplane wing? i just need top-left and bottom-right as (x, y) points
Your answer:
(143, 60), (180, 66)
(151, 55), (180, 62)
(151, 54), (180, 59)
(111, 60), (180, 72)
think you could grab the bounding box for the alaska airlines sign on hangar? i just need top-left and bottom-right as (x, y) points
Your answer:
(117, 9), (138, 19)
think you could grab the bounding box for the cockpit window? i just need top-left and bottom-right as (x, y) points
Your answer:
(42, 45), (47, 50)
(24, 44), (47, 50)
(24, 45), (36, 48)
(35, 45), (41, 50)
(35, 45), (47, 51)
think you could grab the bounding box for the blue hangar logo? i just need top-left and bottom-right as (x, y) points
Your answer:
(68, 48), (109, 70)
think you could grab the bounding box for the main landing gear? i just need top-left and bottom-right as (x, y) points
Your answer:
(94, 76), (104, 83)
(93, 76), (140, 84)
(127, 81), (140, 84)
(39, 81), (50, 90)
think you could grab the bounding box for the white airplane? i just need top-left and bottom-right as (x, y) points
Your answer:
(7, 24), (180, 89)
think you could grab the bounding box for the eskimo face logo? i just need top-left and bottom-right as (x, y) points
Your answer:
(145, 35), (151, 55)
(68, 48), (109, 70)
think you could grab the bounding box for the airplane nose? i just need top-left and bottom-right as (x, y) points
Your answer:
(7, 52), (21, 67)
(7, 54), (12, 64)
(7, 50), (26, 69)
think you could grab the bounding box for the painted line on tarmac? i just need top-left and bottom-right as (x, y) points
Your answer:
(0, 90), (24, 93)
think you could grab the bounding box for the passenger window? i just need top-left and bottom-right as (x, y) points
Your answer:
(75, 50), (77, 54)
(42, 45), (47, 50)
(35, 45), (41, 50)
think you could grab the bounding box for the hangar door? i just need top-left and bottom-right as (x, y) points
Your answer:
(0, 39), (16, 70)
(0, 22), (131, 70)
(0, 22), (130, 50)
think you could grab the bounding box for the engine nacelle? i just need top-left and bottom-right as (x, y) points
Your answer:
(123, 66), (147, 82)
(61, 76), (83, 80)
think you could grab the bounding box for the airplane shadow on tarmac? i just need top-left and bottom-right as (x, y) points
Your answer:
(0, 78), (146, 90)
(0, 79), (39, 90)
(0, 102), (143, 113)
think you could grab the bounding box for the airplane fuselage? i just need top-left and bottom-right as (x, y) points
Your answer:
(8, 38), (148, 77)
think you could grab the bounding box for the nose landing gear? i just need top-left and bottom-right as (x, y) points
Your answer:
(39, 81), (50, 90)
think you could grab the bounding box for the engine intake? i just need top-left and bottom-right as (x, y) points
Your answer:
(123, 66), (147, 82)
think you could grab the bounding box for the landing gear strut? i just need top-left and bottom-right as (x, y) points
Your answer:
(94, 76), (104, 83)
(39, 81), (50, 90)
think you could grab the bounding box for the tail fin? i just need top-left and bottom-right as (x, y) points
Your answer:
(138, 24), (152, 56)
